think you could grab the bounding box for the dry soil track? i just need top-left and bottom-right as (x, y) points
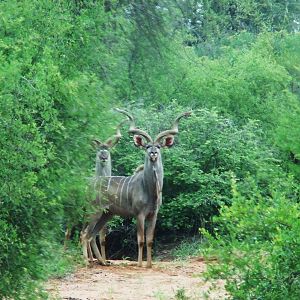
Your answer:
(46, 258), (226, 300)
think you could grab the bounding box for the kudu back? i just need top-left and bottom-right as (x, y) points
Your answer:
(81, 109), (190, 267)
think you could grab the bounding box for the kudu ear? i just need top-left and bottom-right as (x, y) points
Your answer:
(91, 139), (102, 148)
(159, 135), (175, 148)
(133, 135), (147, 148)
(106, 138), (117, 149)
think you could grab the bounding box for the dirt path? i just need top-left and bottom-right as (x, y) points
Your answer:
(46, 258), (226, 300)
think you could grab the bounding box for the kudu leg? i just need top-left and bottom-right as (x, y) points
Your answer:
(81, 212), (107, 265)
(63, 225), (72, 251)
(137, 214), (145, 267)
(90, 237), (105, 265)
(81, 231), (90, 266)
(89, 212), (113, 265)
(87, 241), (94, 261)
(146, 213), (158, 268)
(82, 234), (105, 265)
(81, 226), (97, 263)
(99, 226), (107, 261)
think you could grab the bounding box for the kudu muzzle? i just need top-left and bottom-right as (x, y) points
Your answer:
(98, 150), (109, 162)
(147, 145), (160, 162)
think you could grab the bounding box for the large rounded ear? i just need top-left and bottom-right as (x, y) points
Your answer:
(159, 135), (175, 148)
(133, 135), (147, 148)
(91, 139), (102, 148)
(106, 138), (116, 149)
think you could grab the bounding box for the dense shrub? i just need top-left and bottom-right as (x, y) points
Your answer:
(0, 93), (59, 298)
(0, 1), (119, 298)
(202, 178), (300, 299)
(171, 32), (300, 178)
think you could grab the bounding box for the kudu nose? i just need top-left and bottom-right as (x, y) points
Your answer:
(99, 154), (108, 161)
(150, 151), (158, 161)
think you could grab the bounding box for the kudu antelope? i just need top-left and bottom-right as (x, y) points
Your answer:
(88, 120), (126, 261)
(65, 121), (124, 254)
(81, 109), (190, 267)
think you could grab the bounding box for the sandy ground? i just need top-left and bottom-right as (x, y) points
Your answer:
(46, 258), (227, 300)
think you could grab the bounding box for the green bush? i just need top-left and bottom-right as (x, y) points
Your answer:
(174, 32), (300, 178)
(0, 1), (119, 297)
(202, 179), (300, 299)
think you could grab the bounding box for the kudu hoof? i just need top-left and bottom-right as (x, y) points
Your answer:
(96, 259), (109, 266)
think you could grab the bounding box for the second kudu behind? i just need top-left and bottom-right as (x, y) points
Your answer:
(65, 122), (125, 252)
(87, 119), (127, 262)
(81, 109), (190, 267)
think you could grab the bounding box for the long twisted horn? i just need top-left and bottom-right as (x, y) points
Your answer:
(154, 111), (191, 143)
(105, 118), (128, 148)
(114, 108), (153, 143)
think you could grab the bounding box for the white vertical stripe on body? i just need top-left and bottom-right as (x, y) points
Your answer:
(106, 177), (112, 192)
(126, 175), (134, 203)
(115, 177), (125, 204)
(120, 177), (129, 207)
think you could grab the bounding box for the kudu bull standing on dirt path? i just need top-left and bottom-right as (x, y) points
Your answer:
(81, 109), (190, 267)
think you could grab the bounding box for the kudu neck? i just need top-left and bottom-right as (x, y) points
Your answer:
(143, 152), (164, 190)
